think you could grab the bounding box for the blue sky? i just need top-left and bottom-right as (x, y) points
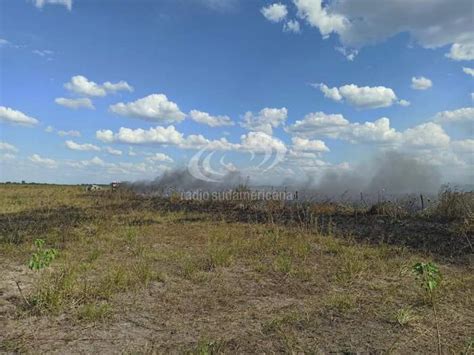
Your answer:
(0, 0), (473, 185)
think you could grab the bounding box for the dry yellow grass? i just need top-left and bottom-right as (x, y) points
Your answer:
(0, 184), (472, 353)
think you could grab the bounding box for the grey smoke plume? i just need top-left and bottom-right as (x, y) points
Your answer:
(126, 151), (443, 197)
(311, 151), (442, 197)
(125, 168), (245, 193)
(368, 151), (441, 194)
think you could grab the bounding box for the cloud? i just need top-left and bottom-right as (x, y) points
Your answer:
(286, 111), (349, 137)
(293, 0), (347, 38)
(0, 153), (16, 161)
(32, 49), (54, 59)
(314, 83), (403, 109)
(104, 146), (122, 156)
(261, 3), (288, 23)
(398, 99), (411, 107)
(102, 81), (134, 93)
(57, 130), (81, 137)
(0, 106), (39, 126)
(452, 139), (474, 154)
(189, 110), (234, 127)
(146, 153), (173, 163)
(67, 156), (109, 168)
(64, 75), (133, 97)
(195, 0), (238, 11)
(411, 76), (433, 90)
(287, 112), (450, 149)
(96, 125), (190, 146)
(291, 137), (329, 153)
(446, 43), (474, 61)
(98, 124), (236, 151)
(0, 142), (18, 152)
(0, 38), (10, 46)
(45, 126), (81, 137)
(292, 0), (473, 59)
(283, 20), (301, 33)
(433, 107), (474, 130)
(65, 140), (101, 152)
(81, 156), (107, 167)
(65, 156), (169, 178)
(317, 83), (343, 101)
(55, 97), (95, 110)
(96, 130), (115, 143)
(109, 94), (186, 123)
(33, 0), (72, 11)
(96, 125), (287, 155)
(345, 117), (401, 144)
(29, 154), (58, 168)
(462, 67), (474, 77)
(401, 122), (450, 149)
(239, 131), (287, 154)
(335, 46), (358, 61)
(240, 107), (288, 134)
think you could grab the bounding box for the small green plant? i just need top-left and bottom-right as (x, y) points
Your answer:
(412, 262), (443, 354)
(413, 262), (442, 296)
(28, 239), (58, 271)
(395, 307), (417, 326)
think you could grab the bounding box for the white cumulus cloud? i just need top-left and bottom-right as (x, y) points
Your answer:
(290, 0), (473, 61)
(240, 131), (287, 154)
(55, 97), (95, 110)
(0, 106), (39, 126)
(287, 112), (450, 149)
(314, 83), (403, 109)
(57, 130), (81, 137)
(433, 107), (474, 131)
(33, 0), (72, 11)
(64, 75), (133, 97)
(411, 76), (433, 90)
(294, 0), (347, 38)
(29, 154), (58, 168)
(291, 137), (329, 153)
(146, 153), (173, 163)
(189, 110), (234, 127)
(261, 3), (288, 23)
(462, 67), (474, 77)
(0, 142), (18, 152)
(109, 94), (186, 123)
(241, 107), (288, 135)
(65, 140), (101, 152)
(284, 20), (301, 33)
(104, 146), (123, 156)
(446, 43), (474, 61)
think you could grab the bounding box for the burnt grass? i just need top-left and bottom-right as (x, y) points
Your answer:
(1, 192), (471, 259)
(149, 197), (473, 260)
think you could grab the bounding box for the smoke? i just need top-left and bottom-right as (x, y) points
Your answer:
(125, 151), (444, 198)
(368, 151), (441, 194)
(125, 168), (245, 193)
(310, 151), (442, 197)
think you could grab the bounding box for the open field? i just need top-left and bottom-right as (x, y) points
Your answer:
(0, 184), (473, 353)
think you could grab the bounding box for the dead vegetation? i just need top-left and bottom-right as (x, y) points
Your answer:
(0, 184), (472, 353)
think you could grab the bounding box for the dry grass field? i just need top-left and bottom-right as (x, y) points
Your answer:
(0, 184), (472, 353)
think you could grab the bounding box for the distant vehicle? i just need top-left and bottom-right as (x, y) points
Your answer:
(86, 184), (102, 191)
